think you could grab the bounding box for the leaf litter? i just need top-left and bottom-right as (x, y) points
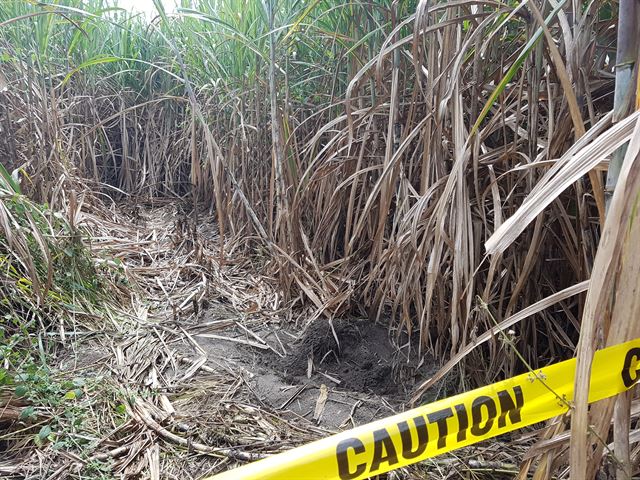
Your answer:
(3, 199), (502, 480)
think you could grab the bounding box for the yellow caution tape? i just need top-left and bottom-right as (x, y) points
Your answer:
(204, 338), (640, 480)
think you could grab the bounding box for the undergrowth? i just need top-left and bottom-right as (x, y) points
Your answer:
(0, 165), (128, 474)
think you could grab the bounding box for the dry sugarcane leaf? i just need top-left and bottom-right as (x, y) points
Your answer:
(146, 444), (160, 480)
(410, 280), (589, 404)
(570, 116), (640, 479)
(313, 384), (329, 423)
(486, 112), (639, 256)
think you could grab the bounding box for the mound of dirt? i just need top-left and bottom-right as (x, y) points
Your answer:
(193, 311), (443, 429)
(281, 319), (398, 395)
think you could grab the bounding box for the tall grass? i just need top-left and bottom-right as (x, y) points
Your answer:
(0, 0), (618, 375)
(2, 2), (635, 476)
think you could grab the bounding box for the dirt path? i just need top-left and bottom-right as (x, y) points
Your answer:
(188, 314), (429, 429)
(1, 203), (516, 480)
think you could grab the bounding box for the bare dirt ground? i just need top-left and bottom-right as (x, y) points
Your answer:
(0, 204), (523, 480)
(185, 313), (440, 430)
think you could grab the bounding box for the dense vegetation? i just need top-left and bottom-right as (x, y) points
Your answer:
(1, 0), (639, 478)
(1, 0), (618, 371)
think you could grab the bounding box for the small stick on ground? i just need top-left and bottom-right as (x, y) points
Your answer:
(129, 397), (267, 462)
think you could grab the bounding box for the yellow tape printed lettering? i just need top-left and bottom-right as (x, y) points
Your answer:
(336, 386), (524, 479)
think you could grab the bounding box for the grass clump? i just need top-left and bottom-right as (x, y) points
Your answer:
(0, 166), (129, 473)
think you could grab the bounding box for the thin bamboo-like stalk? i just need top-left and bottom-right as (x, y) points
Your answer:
(605, 0), (640, 208)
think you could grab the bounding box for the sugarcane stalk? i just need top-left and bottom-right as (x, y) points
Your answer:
(607, 4), (640, 479)
(604, 0), (640, 210)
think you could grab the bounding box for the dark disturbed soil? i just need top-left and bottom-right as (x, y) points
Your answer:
(194, 312), (443, 430)
(279, 318), (398, 394)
